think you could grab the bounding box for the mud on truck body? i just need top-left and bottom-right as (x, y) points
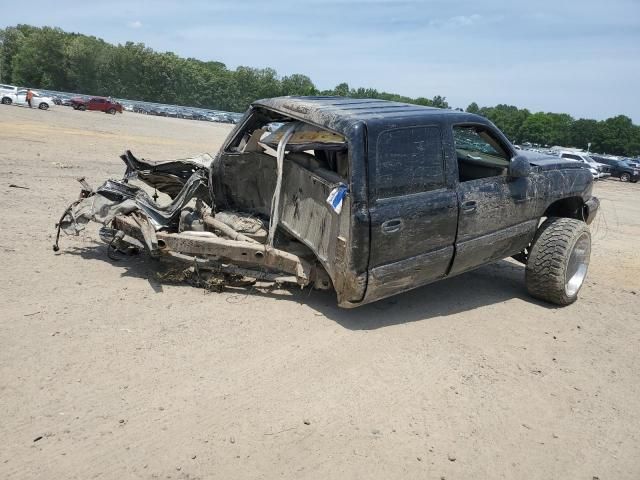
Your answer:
(56, 97), (599, 308)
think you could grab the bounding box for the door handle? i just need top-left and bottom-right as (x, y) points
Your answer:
(461, 200), (477, 214)
(381, 218), (403, 234)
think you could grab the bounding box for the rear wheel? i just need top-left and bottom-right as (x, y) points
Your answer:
(38, 102), (49, 110)
(525, 217), (591, 306)
(107, 108), (116, 114)
(1, 97), (12, 105)
(77, 104), (86, 111)
(620, 172), (631, 182)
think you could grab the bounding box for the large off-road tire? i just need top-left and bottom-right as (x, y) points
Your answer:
(525, 217), (591, 306)
(620, 172), (631, 182)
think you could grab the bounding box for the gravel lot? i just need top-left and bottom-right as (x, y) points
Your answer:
(1, 104), (639, 479)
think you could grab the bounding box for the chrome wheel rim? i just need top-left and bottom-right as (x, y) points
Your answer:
(565, 232), (590, 297)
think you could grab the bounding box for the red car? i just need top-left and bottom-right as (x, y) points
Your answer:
(70, 96), (123, 114)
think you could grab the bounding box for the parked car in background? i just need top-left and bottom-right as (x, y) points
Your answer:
(591, 156), (639, 182)
(625, 158), (640, 169)
(0, 83), (18, 99)
(0, 85), (17, 104)
(1, 88), (54, 109)
(70, 96), (123, 114)
(559, 151), (610, 180)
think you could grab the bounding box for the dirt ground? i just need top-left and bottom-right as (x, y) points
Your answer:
(1, 104), (639, 480)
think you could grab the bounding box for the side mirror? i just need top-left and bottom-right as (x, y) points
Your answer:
(509, 155), (531, 178)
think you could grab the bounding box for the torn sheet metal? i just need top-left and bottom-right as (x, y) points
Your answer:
(59, 170), (209, 236)
(121, 150), (213, 198)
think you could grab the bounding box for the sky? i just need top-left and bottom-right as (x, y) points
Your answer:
(2, 0), (639, 121)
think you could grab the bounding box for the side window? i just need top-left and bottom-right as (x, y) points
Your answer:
(453, 125), (510, 182)
(562, 154), (581, 161)
(376, 126), (443, 198)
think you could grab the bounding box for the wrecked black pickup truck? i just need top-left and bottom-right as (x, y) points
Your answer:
(55, 96), (599, 307)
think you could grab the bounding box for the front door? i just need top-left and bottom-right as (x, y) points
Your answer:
(15, 90), (27, 105)
(366, 124), (458, 302)
(449, 124), (539, 275)
(88, 99), (103, 111)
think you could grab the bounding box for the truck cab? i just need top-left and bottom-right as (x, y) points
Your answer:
(212, 98), (597, 306)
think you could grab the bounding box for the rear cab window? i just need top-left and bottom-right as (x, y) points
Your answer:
(375, 126), (444, 199)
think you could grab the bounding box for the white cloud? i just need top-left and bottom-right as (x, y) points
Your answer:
(428, 14), (483, 29)
(127, 20), (142, 28)
(447, 14), (482, 27)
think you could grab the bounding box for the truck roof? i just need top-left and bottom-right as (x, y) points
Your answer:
(253, 96), (477, 134)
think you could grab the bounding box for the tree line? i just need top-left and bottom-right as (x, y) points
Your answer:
(467, 103), (640, 156)
(1, 25), (638, 156)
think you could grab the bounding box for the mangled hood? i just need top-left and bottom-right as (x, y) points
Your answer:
(518, 151), (587, 171)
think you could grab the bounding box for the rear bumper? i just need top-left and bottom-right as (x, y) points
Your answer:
(585, 197), (599, 224)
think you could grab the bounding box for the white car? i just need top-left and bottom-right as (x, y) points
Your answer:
(0, 83), (17, 96)
(1, 88), (54, 110)
(559, 151), (611, 180)
(0, 85), (17, 104)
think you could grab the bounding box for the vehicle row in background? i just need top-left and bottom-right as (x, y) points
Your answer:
(1, 83), (241, 123)
(43, 89), (241, 124)
(0, 84), (54, 110)
(515, 143), (640, 184)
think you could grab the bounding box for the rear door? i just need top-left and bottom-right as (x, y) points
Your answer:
(365, 124), (458, 302)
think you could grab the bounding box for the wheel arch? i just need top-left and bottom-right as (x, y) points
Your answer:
(543, 196), (588, 222)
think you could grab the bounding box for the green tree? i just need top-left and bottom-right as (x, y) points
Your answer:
(478, 104), (530, 143)
(333, 82), (350, 97)
(64, 34), (111, 93)
(568, 119), (600, 151)
(281, 74), (317, 96)
(466, 102), (480, 114)
(594, 115), (635, 155)
(11, 27), (66, 89)
(519, 112), (573, 146)
(430, 95), (448, 109)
